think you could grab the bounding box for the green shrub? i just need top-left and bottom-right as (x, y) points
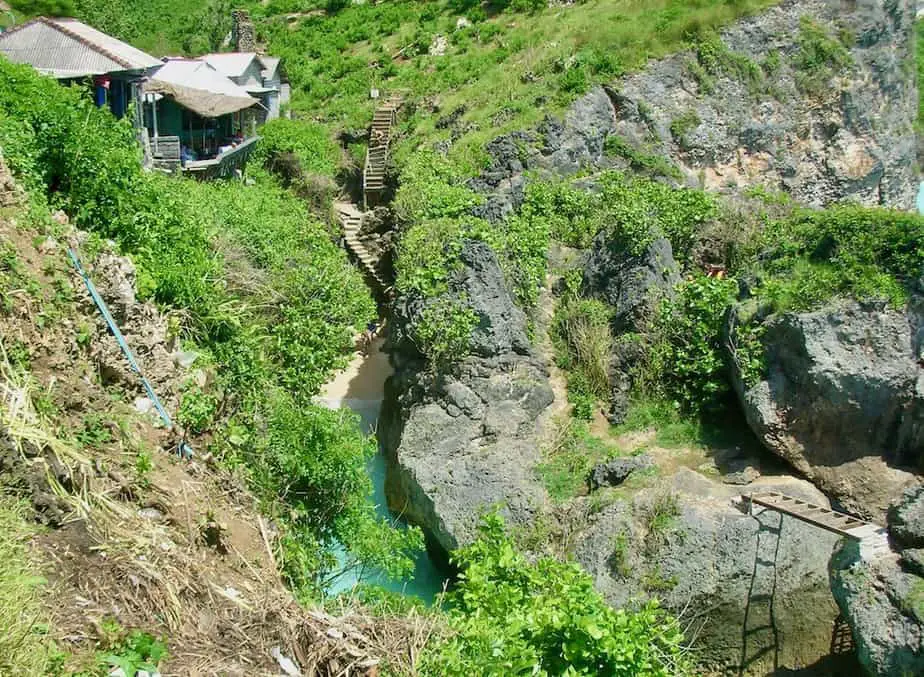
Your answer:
(412, 296), (478, 366)
(792, 17), (852, 93)
(421, 514), (690, 676)
(646, 275), (738, 414)
(604, 135), (681, 180)
(254, 396), (424, 597)
(597, 172), (716, 262)
(253, 118), (340, 178)
(669, 110), (701, 144)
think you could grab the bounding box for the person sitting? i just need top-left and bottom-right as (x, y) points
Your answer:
(180, 145), (195, 166)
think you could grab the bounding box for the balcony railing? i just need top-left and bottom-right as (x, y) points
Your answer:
(183, 136), (260, 180)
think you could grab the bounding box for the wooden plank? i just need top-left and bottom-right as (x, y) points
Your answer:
(747, 493), (870, 541)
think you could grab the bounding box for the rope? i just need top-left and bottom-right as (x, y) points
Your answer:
(67, 247), (193, 459)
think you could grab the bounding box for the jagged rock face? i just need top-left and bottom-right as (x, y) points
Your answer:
(831, 488), (924, 677)
(889, 485), (924, 549)
(469, 0), (917, 217)
(831, 545), (924, 677)
(381, 354), (553, 554)
(470, 87), (617, 222)
(613, 0), (917, 209)
(572, 469), (842, 674)
(383, 240), (553, 553)
(728, 301), (923, 521)
(582, 233), (680, 333)
(391, 240), (532, 362)
(582, 232), (679, 424)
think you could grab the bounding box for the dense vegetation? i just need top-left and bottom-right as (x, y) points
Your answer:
(421, 514), (689, 676)
(0, 59), (421, 598)
(545, 171), (924, 423)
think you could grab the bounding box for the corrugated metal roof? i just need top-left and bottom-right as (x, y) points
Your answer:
(0, 17), (160, 78)
(200, 52), (257, 78)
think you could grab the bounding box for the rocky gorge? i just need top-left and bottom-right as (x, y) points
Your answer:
(380, 0), (924, 674)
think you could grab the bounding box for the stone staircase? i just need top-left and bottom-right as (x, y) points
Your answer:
(334, 201), (388, 293)
(363, 96), (401, 208)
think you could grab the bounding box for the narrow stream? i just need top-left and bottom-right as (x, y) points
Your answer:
(317, 335), (447, 603)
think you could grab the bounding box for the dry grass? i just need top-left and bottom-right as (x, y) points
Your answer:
(0, 342), (442, 676)
(0, 496), (56, 676)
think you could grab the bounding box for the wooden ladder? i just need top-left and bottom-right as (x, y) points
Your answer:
(363, 96), (401, 209)
(334, 201), (388, 292)
(744, 492), (891, 560)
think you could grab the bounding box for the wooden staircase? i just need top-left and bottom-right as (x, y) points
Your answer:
(363, 96), (401, 209)
(334, 201), (388, 293)
(745, 491), (891, 561)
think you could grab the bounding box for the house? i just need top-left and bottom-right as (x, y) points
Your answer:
(142, 58), (262, 178)
(0, 15), (280, 179)
(199, 52), (289, 122)
(0, 17), (162, 120)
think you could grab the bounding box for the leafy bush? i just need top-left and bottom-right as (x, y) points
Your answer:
(411, 296), (478, 366)
(253, 118), (340, 178)
(72, 0), (229, 55)
(669, 110), (701, 144)
(421, 514), (689, 676)
(746, 205), (924, 312)
(646, 275), (738, 414)
(597, 172), (716, 262)
(252, 396), (424, 597)
(10, 0), (75, 16)
(604, 135), (681, 180)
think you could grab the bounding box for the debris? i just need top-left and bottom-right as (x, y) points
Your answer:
(271, 646), (302, 676)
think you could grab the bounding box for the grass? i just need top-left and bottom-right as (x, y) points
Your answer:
(536, 418), (620, 502)
(0, 497), (57, 676)
(251, 0), (781, 177)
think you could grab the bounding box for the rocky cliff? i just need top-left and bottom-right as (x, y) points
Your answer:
(572, 469), (842, 674)
(471, 0), (918, 220)
(831, 486), (924, 676)
(381, 241), (554, 555)
(727, 298), (924, 522)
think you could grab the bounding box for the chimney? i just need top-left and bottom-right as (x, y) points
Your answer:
(231, 10), (255, 52)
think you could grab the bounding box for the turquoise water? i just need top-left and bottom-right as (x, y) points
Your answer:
(917, 181), (924, 214)
(322, 398), (448, 603)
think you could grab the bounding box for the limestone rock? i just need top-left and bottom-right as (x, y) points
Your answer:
(391, 240), (530, 362)
(572, 469), (841, 674)
(889, 485), (924, 549)
(831, 541), (924, 677)
(728, 301), (923, 521)
(611, 0), (917, 209)
(467, 0), (917, 216)
(582, 234), (680, 333)
(381, 353), (554, 554)
(588, 454), (653, 490)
